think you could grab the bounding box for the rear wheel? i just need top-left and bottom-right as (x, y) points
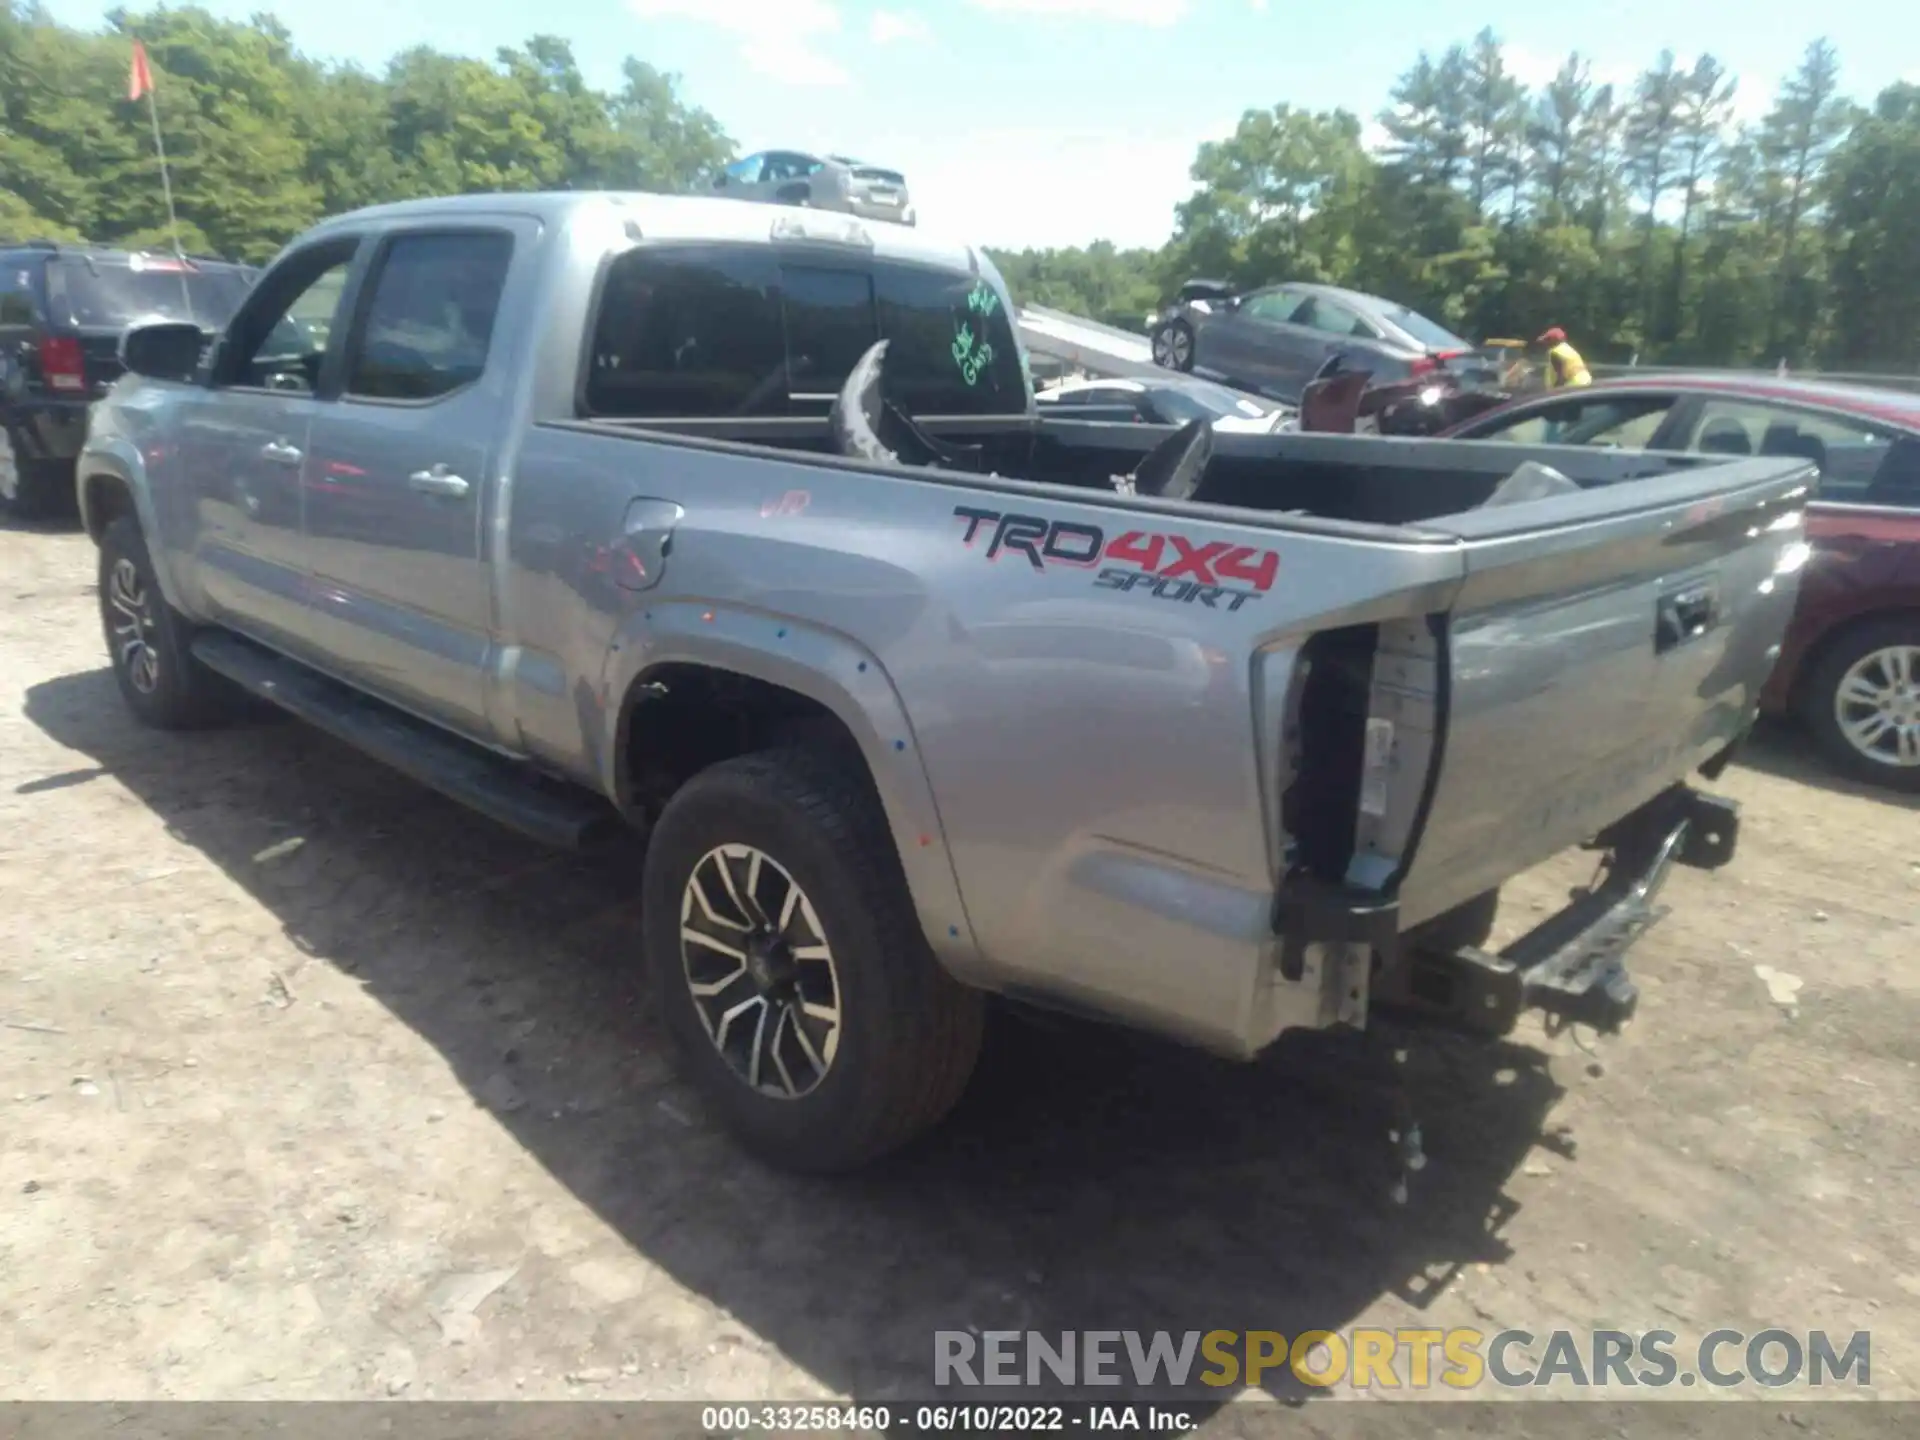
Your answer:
(1801, 616), (1920, 791)
(1151, 319), (1195, 373)
(641, 747), (985, 1173)
(0, 427), (70, 521)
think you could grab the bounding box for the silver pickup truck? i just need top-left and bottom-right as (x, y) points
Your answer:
(78, 192), (1811, 1173)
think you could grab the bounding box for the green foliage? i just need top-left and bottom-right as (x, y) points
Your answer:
(0, 2), (732, 260)
(990, 29), (1904, 374)
(0, 10), (1908, 374)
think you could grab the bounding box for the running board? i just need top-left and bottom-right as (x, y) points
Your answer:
(190, 630), (619, 852)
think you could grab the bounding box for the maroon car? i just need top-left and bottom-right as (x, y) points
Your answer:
(1444, 375), (1920, 792)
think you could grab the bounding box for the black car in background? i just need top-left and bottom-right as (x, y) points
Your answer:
(1, 242), (256, 518)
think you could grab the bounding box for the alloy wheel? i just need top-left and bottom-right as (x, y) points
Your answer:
(107, 557), (162, 694)
(1834, 644), (1920, 770)
(679, 843), (842, 1099)
(0, 430), (17, 504)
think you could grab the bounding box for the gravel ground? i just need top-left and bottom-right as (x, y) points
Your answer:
(2, 516), (1917, 1416)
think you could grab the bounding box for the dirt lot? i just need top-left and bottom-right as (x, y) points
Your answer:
(2, 516), (1918, 1413)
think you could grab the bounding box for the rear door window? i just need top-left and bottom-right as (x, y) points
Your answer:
(1290, 293), (1373, 340)
(0, 263), (39, 326)
(584, 245), (786, 418)
(1679, 399), (1902, 501)
(1241, 288), (1299, 323)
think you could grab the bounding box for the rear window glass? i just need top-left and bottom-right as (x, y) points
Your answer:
(50, 256), (252, 329)
(1381, 302), (1470, 352)
(781, 264), (878, 403)
(585, 246), (786, 417)
(582, 245), (1028, 420)
(873, 264), (1025, 416)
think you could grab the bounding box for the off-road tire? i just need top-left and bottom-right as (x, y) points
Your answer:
(1800, 614), (1920, 793)
(98, 515), (241, 730)
(641, 746), (985, 1173)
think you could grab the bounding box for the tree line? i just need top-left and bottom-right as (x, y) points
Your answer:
(997, 33), (1919, 375)
(3, 7), (1917, 373)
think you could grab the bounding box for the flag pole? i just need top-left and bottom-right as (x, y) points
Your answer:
(129, 39), (193, 319)
(144, 83), (185, 263)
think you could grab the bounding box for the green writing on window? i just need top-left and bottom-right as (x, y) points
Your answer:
(966, 281), (1001, 318)
(950, 320), (995, 388)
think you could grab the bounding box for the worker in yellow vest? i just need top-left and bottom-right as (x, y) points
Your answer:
(1535, 327), (1592, 389)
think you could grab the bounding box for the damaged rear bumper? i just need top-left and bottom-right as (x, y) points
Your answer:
(1275, 785), (1741, 1039)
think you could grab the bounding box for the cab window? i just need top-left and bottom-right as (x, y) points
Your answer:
(581, 246), (1027, 419)
(1241, 288), (1298, 323)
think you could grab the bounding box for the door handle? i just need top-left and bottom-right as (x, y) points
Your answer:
(1656, 582), (1718, 653)
(259, 438), (303, 467)
(408, 465), (471, 499)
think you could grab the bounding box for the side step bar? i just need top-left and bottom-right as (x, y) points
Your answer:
(191, 630), (619, 852)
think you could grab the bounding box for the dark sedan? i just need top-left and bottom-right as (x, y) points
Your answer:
(1148, 279), (1497, 403)
(1445, 375), (1920, 791)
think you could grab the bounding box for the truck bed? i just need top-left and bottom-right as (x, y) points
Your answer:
(581, 411), (1730, 532)
(516, 410), (1809, 1053)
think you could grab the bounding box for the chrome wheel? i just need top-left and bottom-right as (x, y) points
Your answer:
(107, 557), (161, 695)
(0, 430), (17, 504)
(1152, 325), (1191, 369)
(679, 843), (841, 1099)
(1834, 644), (1920, 770)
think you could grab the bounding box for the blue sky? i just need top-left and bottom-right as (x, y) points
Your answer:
(44, 0), (1915, 250)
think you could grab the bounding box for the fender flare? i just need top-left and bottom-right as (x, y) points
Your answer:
(600, 598), (985, 976)
(77, 440), (188, 613)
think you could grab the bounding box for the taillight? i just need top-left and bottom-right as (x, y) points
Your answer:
(39, 335), (86, 393)
(1407, 355), (1438, 378)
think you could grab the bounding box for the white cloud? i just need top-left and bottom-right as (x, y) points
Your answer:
(851, 122), (1226, 250)
(628, 0), (849, 87)
(869, 10), (930, 44)
(965, 0), (1190, 26)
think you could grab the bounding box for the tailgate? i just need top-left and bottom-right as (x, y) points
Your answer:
(1392, 453), (1813, 929)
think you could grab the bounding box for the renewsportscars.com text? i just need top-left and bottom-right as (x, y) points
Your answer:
(934, 1328), (1872, 1391)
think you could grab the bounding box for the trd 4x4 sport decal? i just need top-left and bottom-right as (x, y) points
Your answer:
(951, 505), (1278, 612)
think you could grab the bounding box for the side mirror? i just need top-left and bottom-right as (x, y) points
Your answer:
(120, 321), (207, 382)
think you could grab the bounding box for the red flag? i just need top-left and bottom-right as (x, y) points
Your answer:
(128, 40), (152, 102)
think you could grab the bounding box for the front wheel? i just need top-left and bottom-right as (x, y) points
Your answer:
(1801, 616), (1920, 791)
(641, 747), (985, 1173)
(97, 515), (240, 729)
(1151, 318), (1195, 372)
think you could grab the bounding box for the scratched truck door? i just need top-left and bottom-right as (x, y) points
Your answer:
(300, 220), (535, 739)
